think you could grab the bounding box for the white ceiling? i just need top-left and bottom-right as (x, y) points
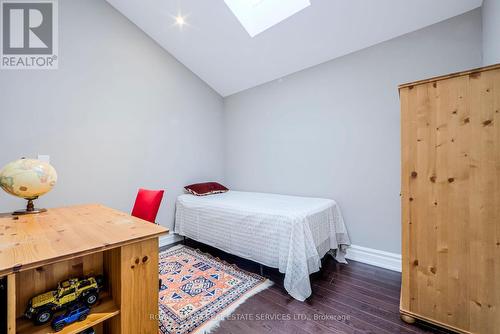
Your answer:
(106, 0), (483, 97)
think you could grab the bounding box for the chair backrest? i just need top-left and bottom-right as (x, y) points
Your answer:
(131, 188), (164, 223)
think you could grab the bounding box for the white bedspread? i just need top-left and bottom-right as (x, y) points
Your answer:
(174, 191), (351, 301)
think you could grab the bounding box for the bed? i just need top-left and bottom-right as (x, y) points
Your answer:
(174, 190), (351, 301)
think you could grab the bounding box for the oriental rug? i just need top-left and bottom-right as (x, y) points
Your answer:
(158, 245), (272, 334)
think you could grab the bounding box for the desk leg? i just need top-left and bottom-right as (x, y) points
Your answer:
(106, 238), (159, 334)
(7, 274), (15, 334)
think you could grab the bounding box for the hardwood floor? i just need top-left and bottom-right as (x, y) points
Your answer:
(165, 240), (454, 334)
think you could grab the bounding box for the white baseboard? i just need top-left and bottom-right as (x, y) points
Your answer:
(158, 236), (402, 272)
(159, 233), (183, 248)
(346, 245), (402, 272)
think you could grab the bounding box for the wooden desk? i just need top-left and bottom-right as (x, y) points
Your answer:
(0, 204), (168, 334)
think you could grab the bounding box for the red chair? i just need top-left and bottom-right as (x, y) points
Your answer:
(131, 188), (164, 224)
(131, 188), (165, 290)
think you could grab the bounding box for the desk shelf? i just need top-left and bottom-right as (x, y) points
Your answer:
(7, 240), (160, 334)
(16, 296), (118, 334)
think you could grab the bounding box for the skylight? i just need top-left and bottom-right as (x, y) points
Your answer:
(224, 0), (311, 37)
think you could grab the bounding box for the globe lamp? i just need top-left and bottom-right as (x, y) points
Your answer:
(0, 158), (58, 215)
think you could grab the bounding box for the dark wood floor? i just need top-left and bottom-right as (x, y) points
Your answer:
(166, 240), (454, 334)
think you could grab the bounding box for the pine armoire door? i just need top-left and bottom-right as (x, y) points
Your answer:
(400, 64), (500, 334)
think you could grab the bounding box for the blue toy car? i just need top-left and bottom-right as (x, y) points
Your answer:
(51, 305), (90, 332)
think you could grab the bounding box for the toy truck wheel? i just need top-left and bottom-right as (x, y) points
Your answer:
(53, 323), (65, 332)
(95, 275), (105, 289)
(78, 313), (88, 321)
(83, 292), (98, 306)
(34, 308), (53, 325)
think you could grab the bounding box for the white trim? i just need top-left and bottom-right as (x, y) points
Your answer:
(346, 244), (402, 272)
(160, 238), (402, 272)
(159, 233), (183, 247)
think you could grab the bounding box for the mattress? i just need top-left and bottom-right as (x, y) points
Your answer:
(174, 190), (351, 301)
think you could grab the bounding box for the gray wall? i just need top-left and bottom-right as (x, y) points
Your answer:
(0, 3), (484, 254)
(224, 10), (482, 254)
(482, 0), (500, 65)
(0, 0), (225, 230)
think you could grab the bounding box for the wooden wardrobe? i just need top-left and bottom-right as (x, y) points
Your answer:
(400, 64), (500, 334)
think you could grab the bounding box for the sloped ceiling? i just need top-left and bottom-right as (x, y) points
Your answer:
(106, 0), (483, 96)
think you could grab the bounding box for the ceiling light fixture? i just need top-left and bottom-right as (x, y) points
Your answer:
(224, 0), (310, 37)
(175, 15), (186, 27)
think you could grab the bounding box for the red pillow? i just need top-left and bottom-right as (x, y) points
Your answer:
(184, 182), (228, 196)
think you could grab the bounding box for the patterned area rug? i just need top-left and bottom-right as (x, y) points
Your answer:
(158, 245), (273, 334)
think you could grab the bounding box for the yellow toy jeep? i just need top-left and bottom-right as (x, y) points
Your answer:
(25, 275), (104, 325)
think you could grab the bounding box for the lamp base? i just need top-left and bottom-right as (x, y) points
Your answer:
(13, 208), (47, 215)
(12, 198), (47, 215)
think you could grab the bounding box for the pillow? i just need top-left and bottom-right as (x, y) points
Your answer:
(184, 182), (228, 196)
